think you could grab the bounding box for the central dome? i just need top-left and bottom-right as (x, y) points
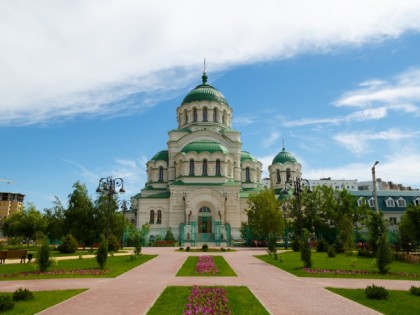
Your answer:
(182, 72), (229, 105)
(272, 148), (298, 164)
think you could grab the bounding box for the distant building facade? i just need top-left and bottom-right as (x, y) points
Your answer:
(0, 192), (25, 221)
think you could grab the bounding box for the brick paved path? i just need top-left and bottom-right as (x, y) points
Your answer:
(0, 248), (418, 314)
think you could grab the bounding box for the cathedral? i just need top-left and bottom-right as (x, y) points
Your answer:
(132, 71), (301, 245)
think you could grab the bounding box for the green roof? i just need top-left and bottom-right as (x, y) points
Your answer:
(151, 150), (168, 162)
(182, 72), (229, 105)
(272, 148), (297, 164)
(241, 151), (257, 162)
(181, 141), (229, 154)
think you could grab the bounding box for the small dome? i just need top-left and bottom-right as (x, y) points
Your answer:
(241, 151), (257, 162)
(181, 141), (229, 154)
(151, 150), (168, 162)
(272, 148), (297, 164)
(182, 72), (229, 105)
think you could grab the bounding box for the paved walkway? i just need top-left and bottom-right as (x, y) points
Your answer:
(0, 248), (418, 314)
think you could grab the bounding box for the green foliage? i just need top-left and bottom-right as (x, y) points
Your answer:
(268, 237), (277, 254)
(186, 246), (190, 252)
(376, 234), (393, 274)
(399, 204), (420, 253)
(291, 238), (301, 251)
(202, 244), (208, 252)
(327, 245), (336, 257)
(37, 236), (52, 272)
(13, 288), (34, 301)
(300, 233), (312, 268)
(43, 197), (66, 243)
(365, 284), (388, 300)
(333, 239), (345, 254)
(107, 234), (120, 252)
(133, 233), (142, 255)
(96, 235), (108, 270)
(246, 189), (284, 242)
(165, 227), (176, 241)
(316, 239), (329, 252)
(409, 286), (420, 296)
(0, 295), (15, 312)
(58, 234), (79, 253)
(366, 212), (387, 255)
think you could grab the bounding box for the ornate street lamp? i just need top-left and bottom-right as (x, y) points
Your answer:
(96, 177), (125, 245)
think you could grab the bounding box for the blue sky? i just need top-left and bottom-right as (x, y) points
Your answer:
(1, 1), (420, 211)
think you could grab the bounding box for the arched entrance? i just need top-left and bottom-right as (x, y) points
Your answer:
(198, 206), (212, 234)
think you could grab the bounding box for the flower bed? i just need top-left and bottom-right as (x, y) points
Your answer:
(184, 285), (230, 315)
(195, 256), (218, 274)
(303, 267), (419, 278)
(0, 269), (108, 278)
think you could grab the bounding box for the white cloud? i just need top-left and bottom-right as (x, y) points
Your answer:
(2, 0), (420, 125)
(262, 131), (280, 149)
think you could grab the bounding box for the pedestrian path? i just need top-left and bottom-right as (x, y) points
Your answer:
(0, 248), (418, 314)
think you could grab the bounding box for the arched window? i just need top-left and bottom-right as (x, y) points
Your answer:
(199, 206), (211, 213)
(222, 112), (225, 124)
(193, 108), (197, 122)
(246, 167), (251, 182)
(202, 159), (208, 176)
(159, 166), (164, 182)
(276, 169), (281, 184)
(189, 159), (195, 176)
(157, 210), (162, 224)
(286, 168), (291, 181)
(213, 108), (218, 122)
(216, 159), (221, 176)
(203, 107), (208, 122)
(149, 210), (155, 224)
(184, 109), (188, 124)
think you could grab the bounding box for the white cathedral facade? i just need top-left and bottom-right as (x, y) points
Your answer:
(132, 71), (301, 245)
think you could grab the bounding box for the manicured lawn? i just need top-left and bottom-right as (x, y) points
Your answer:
(0, 289), (85, 314)
(256, 251), (419, 280)
(176, 255), (237, 276)
(0, 255), (156, 280)
(327, 288), (420, 315)
(147, 286), (269, 315)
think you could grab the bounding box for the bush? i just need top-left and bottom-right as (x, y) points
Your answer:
(376, 234), (393, 274)
(133, 233), (142, 256)
(202, 244), (208, 252)
(108, 234), (120, 252)
(96, 236), (108, 270)
(186, 246), (190, 252)
(358, 248), (374, 257)
(365, 285), (388, 300)
(327, 246), (336, 258)
(316, 239), (329, 252)
(0, 295), (15, 312)
(333, 240), (345, 254)
(13, 288), (34, 301)
(58, 234), (79, 253)
(409, 286), (420, 296)
(300, 238), (312, 268)
(291, 238), (301, 252)
(165, 228), (176, 242)
(37, 236), (52, 272)
(268, 238), (277, 254)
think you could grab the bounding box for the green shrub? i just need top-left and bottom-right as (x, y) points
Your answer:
(300, 238), (312, 268)
(358, 248), (374, 257)
(316, 239), (329, 252)
(165, 227), (176, 242)
(327, 246), (336, 258)
(58, 234), (79, 253)
(0, 295), (15, 312)
(96, 236), (108, 270)
(268, 238), (277, 254)
(202, 244), (208, 252)
(13, 288), (34, 301)
(409, 286), (420, 296)
(186, 246), (190, 252)
(333, 240), (345, 254)
(108, 234), (120, 252)
(291, 238), (301, 252)
(133, 233), (142, 256)
(376, 234), (393, 274)
(365, 284), (388, 300)
(37, 236), (52, 272)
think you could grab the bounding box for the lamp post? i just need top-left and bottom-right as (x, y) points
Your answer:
(96, 177), (125, 245)
(371, 161), (379, 214)
(118, 199), (131, 247)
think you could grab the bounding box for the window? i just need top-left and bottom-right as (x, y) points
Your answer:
(286, 168), (291, 181)
(193, 108), (197, 122)
(357, 197), (366, 206)
(222, 113), (225, 124)
(397, 198), (406, 207)
(385, 198), (395, 207)
(199, 206), (211, 213)
(368, 198), (375, 208)
(157, 210), (162, 224)
(414, 197), (420, 205)
(213, 108), (218, 122)
(159, 166), (164, 182)
(276, 169), (281, 184)
(246, 167), (251, 182)
(149, 210), (155, 224)
(202, 159), (208, 176)
(389, 217), (397, 226)
(216, 159), (221, 176)
(189, 159), (195, 176)
(184, 109), (188, 124)
(203, 107), (208, 122)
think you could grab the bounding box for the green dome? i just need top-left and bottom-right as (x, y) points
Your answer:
(151, 150), (168, 162)
(182, 72), (229, 105)
(241, 151), (257, 162)
(272, 148), (297, 164)
(181, 141), (229, 154)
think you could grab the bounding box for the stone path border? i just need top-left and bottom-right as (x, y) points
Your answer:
(0, 247), (418, 314)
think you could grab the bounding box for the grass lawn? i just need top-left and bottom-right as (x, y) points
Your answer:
(176, 256), (237, 276)
(0, 255), (156, 280)
(0, 289), (85, 314)
(256, 251), (420, 280)
(147, 286), (269, 315)
(327, 288), (420, 315)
